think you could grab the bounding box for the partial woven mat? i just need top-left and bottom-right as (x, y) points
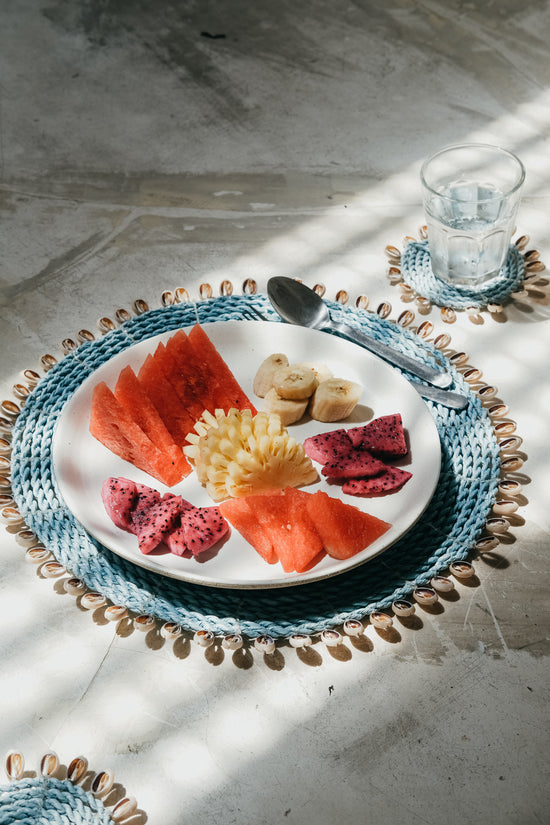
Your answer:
(9, 293), (502, 639)
(0, 777), (111, 825)
(1, 751), (138, 823)
(399, 238), (524, 310)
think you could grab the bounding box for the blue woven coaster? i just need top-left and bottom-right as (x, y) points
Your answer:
(0, 777), (111, 825)
(10, 294), (500, 639)
(400, 238), (525, 310)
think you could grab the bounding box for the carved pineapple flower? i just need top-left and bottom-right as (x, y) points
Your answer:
(184, 408), (318, 501)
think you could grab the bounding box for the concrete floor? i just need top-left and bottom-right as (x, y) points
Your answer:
(1, 1), (550, 823)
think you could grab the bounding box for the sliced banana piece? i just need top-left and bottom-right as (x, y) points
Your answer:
(273, 364), (319, 400)
(262, 388), (309, 426)
(292, 360), (333, 384)
(309, 378), (362, 422)
(253, 353), (289, 397)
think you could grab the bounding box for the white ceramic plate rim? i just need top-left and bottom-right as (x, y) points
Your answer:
(52, 320), (441, 589)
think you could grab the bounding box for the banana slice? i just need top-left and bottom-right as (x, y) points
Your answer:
(273, 364), (319, 400)
(253, 353), (289, 397)
(292, 360), (333, 384)
(308, 378), (362, 422)
(262, 388), (308, 426)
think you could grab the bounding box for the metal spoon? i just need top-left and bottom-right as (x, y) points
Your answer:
(267, 276), (468, 410)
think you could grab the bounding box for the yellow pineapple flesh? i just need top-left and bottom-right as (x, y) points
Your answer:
(184, 408), (318, 501)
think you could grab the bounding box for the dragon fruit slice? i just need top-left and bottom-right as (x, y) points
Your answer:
(101, 477), (138, 532)
(347, 413), (408, 457)
(167, 506), (230, 557)
(130, 483), (163, 527)
(132, 495), (184, 553)
(164, 525), (189, 556)
(342, 466), (412, 496)
(303, 428), (353, 464)
(322, 450), (386, 479)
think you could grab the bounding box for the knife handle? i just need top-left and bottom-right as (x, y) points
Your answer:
(411, 382), (468, 410)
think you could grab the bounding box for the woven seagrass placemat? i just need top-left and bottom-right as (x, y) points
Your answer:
(8, 292), (508, 640)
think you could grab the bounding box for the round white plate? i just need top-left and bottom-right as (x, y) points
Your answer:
(52, 321), (441, 589)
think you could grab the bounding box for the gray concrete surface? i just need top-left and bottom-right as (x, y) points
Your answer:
(1, 2), (550, 824)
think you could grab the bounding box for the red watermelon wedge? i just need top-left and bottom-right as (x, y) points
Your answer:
(245, 489), (324, 573)
(114, 365), (191, 479)
(137, 353), (197, 444)
(188, 324), (257, 414)
(155, 335), (210, 421)
(89, 382), (185, 487)
(218, 496), (278, 564)
(304, 490), (391, 560)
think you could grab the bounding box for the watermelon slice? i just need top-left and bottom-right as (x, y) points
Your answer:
(303, 429), (353, 464)
(240, 489), (324, 573)
(282, 487), (327, 571)
(321, 450), (387, 479)
(155, 335), (210, 421)
(218, 496), (278, 564)
(304, 490), (391, 560)
(347, 413), (408, 457)
(114, 365), (191, 478)
(137, 353), (197, 444)
(101, 477), (138, 531)
(89, 382), (186, 487)
(342, 467), (412, 496)
(187, 324), (257, 414)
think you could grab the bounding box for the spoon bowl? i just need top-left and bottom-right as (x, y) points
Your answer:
(267, 276), (468, 410)
(267, 277), (332, 330)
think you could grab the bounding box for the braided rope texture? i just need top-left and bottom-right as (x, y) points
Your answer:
(10, 294), (500, 638)
(0, 777), (112, 825)
(400, 239), (524, 309)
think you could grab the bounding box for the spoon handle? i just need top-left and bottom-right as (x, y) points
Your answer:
(333, 321), (452, 389)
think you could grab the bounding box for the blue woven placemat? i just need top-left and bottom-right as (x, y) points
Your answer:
(0, 777), (112, 825)
(10, 294), (500, 638)
(400, 238), (525, 309)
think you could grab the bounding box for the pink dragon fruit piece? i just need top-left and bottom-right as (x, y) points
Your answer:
(132, 495), (184, 553)
(321, 450), (387, 479)
(347, 413), (408, 457)
(173, 506), (230, 557)
(129, 483), (163, 529)
(164, 524), (189, 556)
(303, 428), (353, 464)
(342, 466), (412, 496)
(162, 496), (198, 556)
(162, 492), (195, 511)
(101, 477), (138, 532)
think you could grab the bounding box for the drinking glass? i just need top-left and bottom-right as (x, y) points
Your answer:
(420, 143), (525, 288)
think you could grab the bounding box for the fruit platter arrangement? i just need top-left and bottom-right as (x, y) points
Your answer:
(54, 317), (441, 588)
(9, 292), (503, 640)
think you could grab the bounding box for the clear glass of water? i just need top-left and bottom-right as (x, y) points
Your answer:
(420, 143), (525, 289)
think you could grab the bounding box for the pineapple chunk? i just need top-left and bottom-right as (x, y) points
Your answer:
(184, 408), (318, 501)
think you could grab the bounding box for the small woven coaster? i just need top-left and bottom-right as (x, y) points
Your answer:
(400, 238), (524, 310)
(5, 291), (521, 644)
(385, 231), (546, 320)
